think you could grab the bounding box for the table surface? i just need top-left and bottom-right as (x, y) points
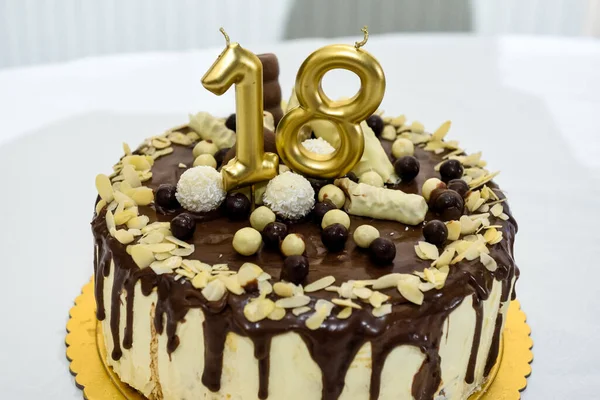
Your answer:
(0, 34), (598, 399)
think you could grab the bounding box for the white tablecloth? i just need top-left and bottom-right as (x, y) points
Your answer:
(0, 34), (599, 399)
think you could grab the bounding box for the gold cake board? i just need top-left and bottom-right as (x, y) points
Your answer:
(66, 280), (533, 399)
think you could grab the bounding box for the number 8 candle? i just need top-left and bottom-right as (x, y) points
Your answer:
(276, 27), (386, 179)
(202, 28), (279, 191)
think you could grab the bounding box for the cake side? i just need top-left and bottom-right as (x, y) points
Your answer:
(92, 114), (518, 400)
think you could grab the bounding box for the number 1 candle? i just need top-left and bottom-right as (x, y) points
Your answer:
(202, 28), (279, 191)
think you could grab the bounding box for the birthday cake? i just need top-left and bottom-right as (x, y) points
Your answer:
(92, 42), (518, 400)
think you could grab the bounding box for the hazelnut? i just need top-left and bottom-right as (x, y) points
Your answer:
(193, 154), (217, 168)
(280, 234), (306, 256)
(232, 227), (262, 256)
(391, 138), (414, 158)
(249, 206), (276, 232)
(318, 184), (345, 208)
(193, 140), (219, 157)
(359, 171), (384, 187)
(321, 209), (350, 229)
(422, 178), (445, 201)
(353, 224), (380, 248)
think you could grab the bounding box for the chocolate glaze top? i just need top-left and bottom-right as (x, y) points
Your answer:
(92, 127), (519, 400)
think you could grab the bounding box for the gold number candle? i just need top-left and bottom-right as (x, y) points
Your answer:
(202, 28), (279, 191)
(276, 27), (385, 179)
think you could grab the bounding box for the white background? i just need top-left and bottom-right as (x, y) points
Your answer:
(0, 34), (599, 399)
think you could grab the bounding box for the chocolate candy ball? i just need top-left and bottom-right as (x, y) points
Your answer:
(280, 255), (309, 285)
(225, 113), (236, 132)
(313, 200), (337, 224)
(394, 156), (420, 182)
(447, 179), (469, 198)
(155, 184), (180, 210)
(262, 222), (288, 248)
(423, 220), (448, 246)
(321, 223), (348, 252)
(369, 237), (396, 266)
(439, 159), (464, 182)
(170, 213), (196, 240)
(225, 193), (251, 221)
(433, 190), (464, 221)
(366, 114), (385, 137)
(214, 147), (230, 167)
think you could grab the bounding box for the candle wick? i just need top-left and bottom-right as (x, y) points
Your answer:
(354, 26), (369, 49)
(219, 27), (231, 46)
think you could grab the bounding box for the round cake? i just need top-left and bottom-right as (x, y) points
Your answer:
(92, 99), (518, 399)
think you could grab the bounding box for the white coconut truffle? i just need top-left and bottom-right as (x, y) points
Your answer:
(263, 172), (315, 220)
(301, 137), (335, 155)
(176, 166), (226, 212)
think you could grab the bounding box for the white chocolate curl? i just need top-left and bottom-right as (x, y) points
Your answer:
(351, 121), (397, 184)
(334, 178), (428, 225)
(188, 112), (236, 149)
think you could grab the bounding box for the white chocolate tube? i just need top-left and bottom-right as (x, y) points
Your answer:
(350, 121), (397, 184)
(334, 178), (428, 225)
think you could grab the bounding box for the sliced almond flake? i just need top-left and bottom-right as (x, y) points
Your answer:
(150, 260), (176, 275)
(175, 268), (195, 279)
(486, 198), (507, 207)
(173, 274), (183, 281)
(168, 132), (194, 146)
(244, 298), (275, 322)
(490, 203), (504, 217)
(202, 279), (227, 302)
(451, 240), (483, 264)
(462, 175), (473, 184)
(273, 282), (296, 298)
(128, 228), (142, 236)
(315, 299), (335, 314)
(469, 171), (500, 189)
(339, 281), (355, 299)
(219, 274), (244, 295)
(114, 208), (138, 225)
(480, 253), (498, 272)
(464, 167), (486, 179)
(369, 291), (390, 308)
(138, 170), (153, 182)
(337, 306), (353, 319)
(332, 298), (362, 309)
(276, 295), (311, 309)
(419, 281), (437, 292)
(325, 286), (341, 294)
(464, 241), (486, 261)
(460, 215), (482, 235)
(397, 280), (424, 305)
(431, 247), (456, 268)
(446, 220), (461, 241)
(410, 120), (425, 133)
(95, 174), (114, 203)
(143, 243), (176, 253)
(114, 191), (136, 208)
(152, 137), (171, 149)
(191, 272), (209, 289)
(178, 163), (187, 168)
(257, 272), (271, 282)
(372, 304), (392, 318)
(478, 204), (490, 213)
(389, 115), (407, 127)
(106, 210), (116, 232)
(182, 260), (211, 274)
(415, 241), (440, 260)
(151, 147), (174, 160)
(170, 246), (195, 257)
(466, 191), (482, 212)
(128, 187), (154, 206)
(305, 309), (328, 330)
(258, 280), (273, 296)
(122, 155), (153, 170)
(431, 120), (451, 141)
(212, 263), (229, 271)
(442, 148), (464, 160)
(372, 273), (403, 290)
(154, 252), (172, 261)
(114, 229), (134, 244)
(131, 245), (155, 269)
(353, 287), (373, 300)
(164, 235), (192, 249)
(140, 231), (165, 245)
(444, 140), (460, 150)
(122, 142), (132, 156)
(212, 270), (236, 276)
(484, 228), (503, 245)
(424, 140), (445, 152)
(434, 266), (450, 289)
(267, 307), (286, 321)
(95, 199), (107, 214)
(122, 164), (142, 188)
(423, 268), (437, 284)
(304, 276), (335, 292)
(292, 306), (312, 316)
(237, 263), (263, 287)
(353, 279), (376, 287)
(499, 213), (510, 221)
